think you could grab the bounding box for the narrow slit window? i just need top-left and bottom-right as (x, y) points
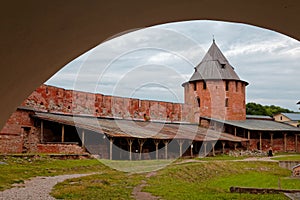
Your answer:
(193, 82), (197, 91)
(196, 97), (201, 107)
(225, 81), (229, 91)
(225, 98), (229, 107)
(203, 81), (207, 90)
(236, 81), (238, 92)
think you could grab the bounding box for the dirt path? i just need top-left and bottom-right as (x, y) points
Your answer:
(132, 171), (161, 200)
(0, 173), (96, 200)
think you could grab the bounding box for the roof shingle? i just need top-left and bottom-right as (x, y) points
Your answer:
(189, 41), (248, 85)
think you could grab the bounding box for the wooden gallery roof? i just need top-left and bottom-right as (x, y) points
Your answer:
(33, 112), (247, 142)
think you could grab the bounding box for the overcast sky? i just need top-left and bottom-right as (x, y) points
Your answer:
(46, 20), (300, 111)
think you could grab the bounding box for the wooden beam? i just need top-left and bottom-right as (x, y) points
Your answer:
(296, 134), (298, 153)
(126, 138), (134, 161)
(164, 140), (169, 160)
(270, 133), (273, 147)
(284, 133), (287, 152)
(138, 139), (146, 160)
(259, 132), (262, 150)
(40, 120), (44, 143)
(81, 129), (85, 147)
(109, 137), (114, 160)
(61, 125), (65, 143)
(153, 140), (160, 160)
(248, 130), (250, 140)
(203, 142), (207, 156)
(177, 139), (184, 157)
(189, 141), (193, 157)
(222, 142), (226, 154)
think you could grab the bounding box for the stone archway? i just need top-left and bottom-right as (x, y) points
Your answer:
(1, 1), (300, 128)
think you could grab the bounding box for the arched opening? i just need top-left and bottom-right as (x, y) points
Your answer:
(1, 1), (300, 129)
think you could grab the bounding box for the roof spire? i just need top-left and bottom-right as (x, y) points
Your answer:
(212, 34), (215, 43)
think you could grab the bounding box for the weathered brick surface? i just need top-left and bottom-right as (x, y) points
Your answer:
(1, 84), (299, 154)
(183, 80), (246, 122)
(37, 144), (85, 154)
(0, 134), (23, 153)
(1, 85), (188, 153)
(22, 84), (187, 122)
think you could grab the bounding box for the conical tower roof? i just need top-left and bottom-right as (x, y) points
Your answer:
(189, 40), (247, 84)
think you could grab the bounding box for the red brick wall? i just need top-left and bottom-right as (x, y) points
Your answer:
(0, 134), (23, 153)
(184, 80), (246, 122)
(37, 144), (85, 154)
(22, 84), (186, 122)
(0, 110), (35, 153)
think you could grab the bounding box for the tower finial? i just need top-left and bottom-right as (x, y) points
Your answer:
(212, 34), (215, 43)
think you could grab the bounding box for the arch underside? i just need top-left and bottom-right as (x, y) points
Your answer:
(0, 0), (300, 128)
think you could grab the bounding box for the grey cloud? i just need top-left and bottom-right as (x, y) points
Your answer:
(46, 20), (300, 111)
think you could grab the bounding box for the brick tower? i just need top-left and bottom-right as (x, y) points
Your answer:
(183, 40), (248, 122)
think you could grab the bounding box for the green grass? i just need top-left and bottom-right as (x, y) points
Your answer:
(100, 159), (173, 173)
(51, 171), (143, 199)
(1, 156), (299, 199)
(0, 156), (107, 191)
(196, 154), (248, 161)
(272, 154), (300, 161)
(144, 161), (299, 200)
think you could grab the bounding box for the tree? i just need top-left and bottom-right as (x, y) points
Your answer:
(246, 102), (294, 116)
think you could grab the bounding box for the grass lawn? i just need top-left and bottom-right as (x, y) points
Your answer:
(272, 154), (300, 161)
(1, 155), (299, 199)
(144, 161), (300, 200)
(0, 155), (108, 191)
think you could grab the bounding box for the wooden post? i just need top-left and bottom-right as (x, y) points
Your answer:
(248, 130), (251, 140)
(203, 142), (207, 156)
(234, 143), (238, 151)
(154, 140), (160, 160)
(81, 129), (85, 147)
(234, 127), (237, 136)
(61, 125), (65, 143)
(177, 139), (184, 157)
(126, 138), (134, 160)
(109, 137), (114, 160)
(40, 121), (44, 143)
(138, 139), (146, 160)
(189, 141), (193, 157)
(222, 142), (226, 154)
(284, 133), (287, 152)
(259, 132), (262, 150)
(296, 134), (298, 153)
(270, 133), (273, 147)
(212, 142), (215, 156)
(164, 140), (169, 159)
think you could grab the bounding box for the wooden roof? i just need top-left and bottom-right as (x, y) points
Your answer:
(189, 40), (248, 85)
(202, 117), (300, 132)
(33, 112), (247, 142)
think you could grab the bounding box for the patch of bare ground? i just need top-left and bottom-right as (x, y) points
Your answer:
(0, 173), (96, 200)
(132, 171), (161, 200)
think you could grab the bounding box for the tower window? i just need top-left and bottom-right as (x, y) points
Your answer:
(225, 81), (229, 91)
(221, 64), (226, 69)
(193, 82), (197, 91)
(225, 98), (229, 107)
(196, 97), (201, 107)
(236, 81), (238, 92)
(203, 81), (207, 90)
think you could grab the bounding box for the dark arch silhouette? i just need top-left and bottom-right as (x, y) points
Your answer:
(0, 1), (299, 128)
